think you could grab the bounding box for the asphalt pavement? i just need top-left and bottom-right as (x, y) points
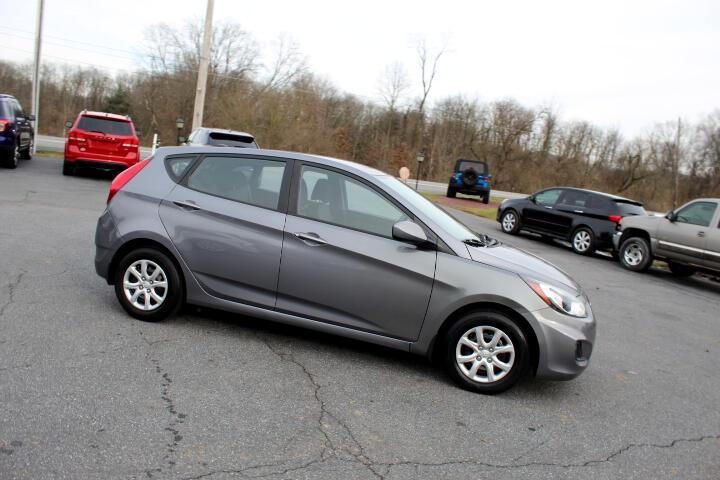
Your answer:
(1, 156), (719, 480)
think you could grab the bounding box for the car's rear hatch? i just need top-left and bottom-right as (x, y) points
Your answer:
(75, 115), (137, 156)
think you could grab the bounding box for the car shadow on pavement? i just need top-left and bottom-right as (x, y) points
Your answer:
(164, 304), (577, 397)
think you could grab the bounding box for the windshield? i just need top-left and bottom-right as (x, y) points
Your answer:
(457, 161), (487, 175)
(377, 176), (479, 242)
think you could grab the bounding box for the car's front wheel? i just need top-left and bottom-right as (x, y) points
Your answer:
(619, 236), (653, 272)
(571, 227), (595, 255)
(500, 209), (521, 234)
(444, 311), (529, 394)
(113, 248), (184, 322)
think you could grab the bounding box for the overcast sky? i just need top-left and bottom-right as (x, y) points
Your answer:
(2, 0), (719, 136)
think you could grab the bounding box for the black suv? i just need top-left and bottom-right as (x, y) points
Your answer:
(0, 94), (35, 169)
(446, 159), (491, 203)
(185, 128), (258, 148)
(497, 187), (646, 255)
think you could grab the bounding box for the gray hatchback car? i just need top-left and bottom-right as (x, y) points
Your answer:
(95, 147), (596, 393)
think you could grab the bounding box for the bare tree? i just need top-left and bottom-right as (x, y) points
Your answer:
(377, 62), (409, 112)
(257, 34), (307, 95)
(415, 39), (446, 115)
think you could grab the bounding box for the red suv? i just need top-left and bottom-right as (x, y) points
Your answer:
(63, 111), (140, 176)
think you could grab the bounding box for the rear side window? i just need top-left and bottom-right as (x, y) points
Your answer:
(186, 155), (286, 210)
(77, 116), (133, 136)
(207, 132), (256, 148)
(615, 201), (646, 216)
(165, 156), (196, 182)
(0, 101), (9, 118)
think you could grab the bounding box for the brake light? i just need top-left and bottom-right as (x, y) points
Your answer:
(0, 119), (9, 132)
(107, 159), (149, 204)
(608, 214), (622, 224)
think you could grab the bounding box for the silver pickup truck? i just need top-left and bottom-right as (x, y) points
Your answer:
(613, 198), (720, 276)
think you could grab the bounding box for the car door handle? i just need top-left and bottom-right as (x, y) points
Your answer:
(544, 206), (553, 209)
(293, 232), (327, 245)
(173, 200), (200, 211)
(574, 210), (584, 214)
(697, 231), (706, 237)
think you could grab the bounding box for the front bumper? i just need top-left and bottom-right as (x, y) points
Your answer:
(531, 305), (596, 380)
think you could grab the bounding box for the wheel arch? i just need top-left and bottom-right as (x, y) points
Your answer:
(619, 228), (652, 251)
(429, 301), (539, 374)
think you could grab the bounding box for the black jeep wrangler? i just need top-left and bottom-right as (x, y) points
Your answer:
(446, 159), (492, 204)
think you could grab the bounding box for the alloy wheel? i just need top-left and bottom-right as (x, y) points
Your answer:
(502, 212), (516, 232)
(123, 260), (168, 311)
(623, 242), (644, 266)
(455, 326), (515, 383)
(573, 230), (592, 252)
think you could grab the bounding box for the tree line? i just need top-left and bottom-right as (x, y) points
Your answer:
(0, 21), (718, 211)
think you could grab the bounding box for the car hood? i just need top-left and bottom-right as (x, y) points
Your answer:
(466, 243), (581, 293)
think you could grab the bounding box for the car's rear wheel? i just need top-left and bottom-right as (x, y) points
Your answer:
(20, 138), (33, 160)
(62, 160), (75, 176)
(446, 186), (456, 198)
(113, 248), (184, 322)
(619, 236), (653, 272)
(500, 209), (521, 234)
(482, 192), (490, 204)
(571, 227), (595, 255)
(668, 261), (696, 277)
(2, 143), (19, 169)
(444, 311), (529, 394)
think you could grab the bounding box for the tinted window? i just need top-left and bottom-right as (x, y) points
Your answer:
(675, 201), (717, 227)
(187, 156), (286, 210)
(77, 116), (133, 136)
(558, 190), (590, 208)
(615, 201), (646, 216)
(12, 101), (23, 117)
(457, 161), (487, 175)
(0, 101), (10, 118)
(207, 132), (256, 148)
(166, 156), (196, 182)
(534, 189), (563, 206)
(296, 166), (409, 237)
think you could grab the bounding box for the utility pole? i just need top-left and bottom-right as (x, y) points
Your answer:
(191, 0), (214, 132)
(31, 0), (44, 153)
(672, 117), (682, 210)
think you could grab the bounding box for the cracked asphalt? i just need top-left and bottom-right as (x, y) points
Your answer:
(1, 156), (719, 480)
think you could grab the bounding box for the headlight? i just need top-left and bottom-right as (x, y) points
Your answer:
(524, 278), (587, 317)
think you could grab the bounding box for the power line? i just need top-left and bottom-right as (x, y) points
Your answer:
(0, 24), (140, 57)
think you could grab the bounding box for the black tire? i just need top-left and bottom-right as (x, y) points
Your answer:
(482, 192), (490, 204)
(19, 138), (33, 160)
(500, 209), (521, 235)
(444, 311), (529, 394)
(62, 160), (75, 176)
(610, 250), (620, 260)
(619, 236), (653, 272)
(446, 186), (456, 198)
(113, 248), (184, 322)
(668, 261), (696, 277)
(570, 227), (596, 256)
(2, 143), (19, 169)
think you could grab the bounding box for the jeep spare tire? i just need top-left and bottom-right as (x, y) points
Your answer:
(462, 169), (478, 186)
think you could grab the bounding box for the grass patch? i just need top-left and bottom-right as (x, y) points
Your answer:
(35, 150), (63, 159)
(421, 192), (498, 220)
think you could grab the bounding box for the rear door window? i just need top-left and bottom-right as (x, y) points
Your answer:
(558, 190), (590, 208)
(186, 156), (287, 210)
(77, 116), (133, 136)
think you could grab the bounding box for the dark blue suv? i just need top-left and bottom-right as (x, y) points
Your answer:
(446, 159), (492, 203)
(0, 94), (35, 169)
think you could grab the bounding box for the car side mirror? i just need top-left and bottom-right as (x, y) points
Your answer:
(666, 211), (677, 222)
(65, 121), (73, 129)
(528, 195), (536, 203)
(392, 220), (430, 246)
